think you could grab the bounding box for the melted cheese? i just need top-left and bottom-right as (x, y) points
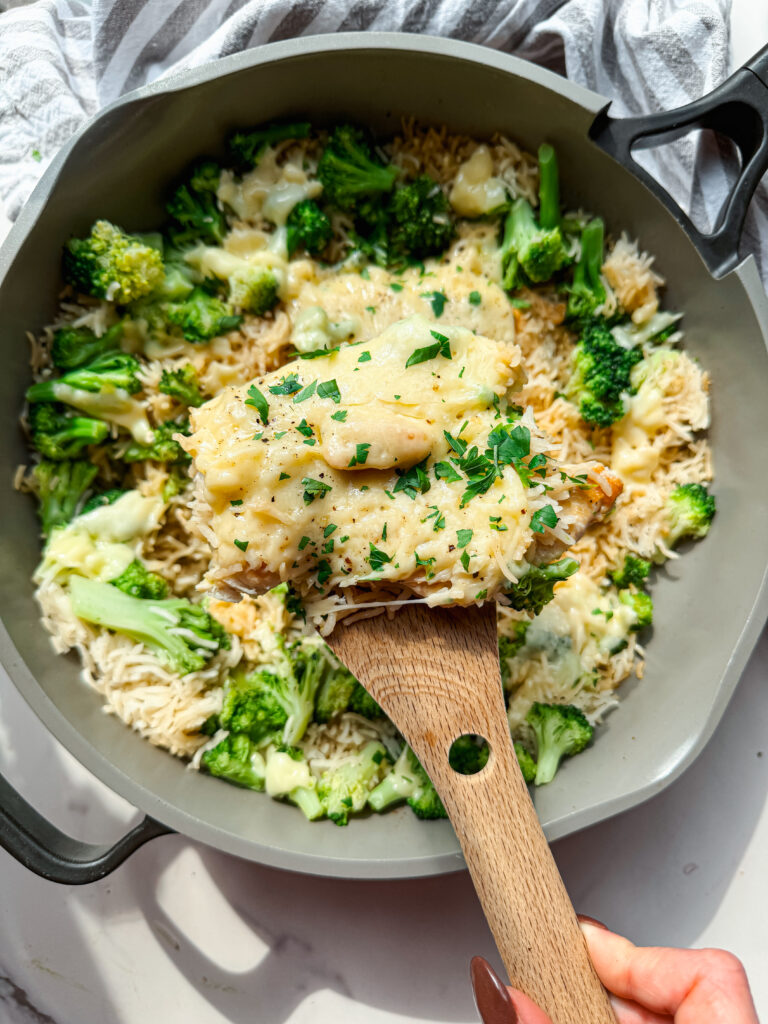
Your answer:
(449, 146), (508, 217)
(50, 382), (154, 445)
(185, 314), (533, 606)
(217, 148), (321, 225)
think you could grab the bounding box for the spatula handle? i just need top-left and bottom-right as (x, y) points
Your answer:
(414, 707), (615, 1024)
(330, 602), (615, 1024)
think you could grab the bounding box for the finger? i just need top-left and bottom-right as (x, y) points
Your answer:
(608, 993), (671, 1024)
(580, 923), (759, 1023)
(506, 989), (556, 1024)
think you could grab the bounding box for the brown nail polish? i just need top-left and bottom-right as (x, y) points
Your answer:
(470, 956), (517, 1024)
(577, 915), (609, 930)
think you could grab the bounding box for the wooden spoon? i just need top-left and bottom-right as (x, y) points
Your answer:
(326, 599), (616, 1024)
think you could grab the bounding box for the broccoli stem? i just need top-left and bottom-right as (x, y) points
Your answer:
(290, 785), (325, 821)
(537, 143), (560, 230)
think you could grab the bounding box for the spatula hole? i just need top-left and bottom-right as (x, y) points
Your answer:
(449, 734), (490, 776)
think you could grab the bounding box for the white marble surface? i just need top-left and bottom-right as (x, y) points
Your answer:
(2, 10), (768, 1023)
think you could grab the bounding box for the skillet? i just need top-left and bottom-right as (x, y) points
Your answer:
(1, 33), (768, 883)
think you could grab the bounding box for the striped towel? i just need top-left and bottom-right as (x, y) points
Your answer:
(0, 0), (765, 281)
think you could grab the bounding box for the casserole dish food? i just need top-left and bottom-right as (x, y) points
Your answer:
(2, 34), (768, 882)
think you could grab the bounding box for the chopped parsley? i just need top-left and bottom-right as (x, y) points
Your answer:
(245, 384), (269, 424)
(317, 378), (341, 404)
(423, 505), (446, 531)
(476, 589), (488, 600)
(316, 559), (333, 585)
(390, 282), (403, 292)
(279, 472), (291, 481)
(331, 410), (348, 422)
(422, 290), (448, 317)
(489, 516), (508, 532)
(443, 429), (467, 456)
(324, 524), (338, 538)
(365, 306), (376, 314)
(322, 539), (334, 554)
(393, 457), (431, 499)
(457, 528), (473, 548)
(268, 372), (301, 395)
(252, 431), (263, 440)
(296, 419), (314, 437)
(367, 542), (392, 572)
(230, 499), (243, 507)
(360, 267), (370, 280)
(293, 380), (317, 403)
(339, 535), (350, 543)
(530, 505), (558, 534)
(298, 536), (311, 550)
(510, 297), (531, 309)
(358, 351), (372, 362)
(468, 290), (482, 306)
(348, 442), (371, 467)
(405, 329), (451, 368)
(234, 539), (249, 552)
(382, 524), (388, 541)
(434, 460), (462, 483)
(298, 347), (333, 359)
(274, 430), (287, 439)
(301, 477), (332, 505)
(460, 550), (471, 572)
(414, 552), (436, 577)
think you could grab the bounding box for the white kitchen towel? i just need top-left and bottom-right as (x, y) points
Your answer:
(1, 0), (767, 280)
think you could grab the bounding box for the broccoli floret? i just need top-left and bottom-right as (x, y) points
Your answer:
(498, 622), (529, 683)
(526, 702), (593, 785)
(448, 735), (489, 775)
(664, 483), (716, 548)
(228, 121), (311, 169)
(565, 218), (606, 322)
(158, 365), (205, 407)
(514, 741), (537, 784)
(68, 575), (230, 674)
(367, 744), (446, 820)
(314, 664), (357, 722)
(228, 267), (279, 316)
(121, 419), (190, 464)
(286, 199), (333, 257)
(161, 466), (191, 502)
(348, 682), (382, 719)
(110, 559), (169, 600)
(163, 286), (243, 343)
(28, 403), (109, 460)
(609, 553), (651, 590)
(264, 746), (324, 821)
(507, 558), (579, 616)
(387, 175), (456, 260)
(618, 588), (653, 631)
(317, 125), (398, 222)
(219, 638), (328, 746)
(317, 740), (388, 825)
(564, 318), (643, 428)
(51, 322), (123, 370)
(81, 488), (125, 514)
(32, 459), (98, 535)
(500, 198), (571, 290)
(62, 220), (165, 303)
(167, 161), (227, 247)
(27, 352), (142, 405)
(201, 734), (265, 790)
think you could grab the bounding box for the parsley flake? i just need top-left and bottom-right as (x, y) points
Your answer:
(324, 524), (338, 538)
(390, 282), (403, 292)
(298, 347), (333, 360)
(331, 410), (347, 422)
(434, 461), (462, 483)
(460, 550), (471, 572)
(457, 529), (473, 548)
(423, 505), (446, 531)
(298, 536), (311, 550)
(422, 290), (448, 317)
(302, 477), (332, 505)
(268, 372), (301, 395)
(317, 379), (341, 404)
(245, 384), (269, 424)
(530, 505), (558, 534)
(230, 499), (243, 507)
(358, 351), (371, 363)
(367, 542), (392, 572)
(234, 539), (249, 552)
(316, 559), (333, 585)
(405, 330), (452, 368)
(293, 380), (317, 403)
(279, 472), (291, 481)
(296, 419), (314, 438)
(348, 442), (371, 467)
(469, 290), (482, 306)
(393, 457), (431, 499)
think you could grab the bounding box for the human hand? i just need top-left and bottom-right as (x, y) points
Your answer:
(470, 918), (759, 1023)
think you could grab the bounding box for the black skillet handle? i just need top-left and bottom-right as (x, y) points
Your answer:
(0, 769), (173, 884)
(590, 44), (768, 278)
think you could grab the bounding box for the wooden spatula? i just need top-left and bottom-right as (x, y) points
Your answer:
(326, 600), (616, 1024)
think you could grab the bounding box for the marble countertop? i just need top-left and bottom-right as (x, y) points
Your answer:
(2, 10), (768, 1022)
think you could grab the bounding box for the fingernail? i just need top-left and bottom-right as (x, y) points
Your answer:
(470, 956), (517, 1024)
(577, 915), (609, 931)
